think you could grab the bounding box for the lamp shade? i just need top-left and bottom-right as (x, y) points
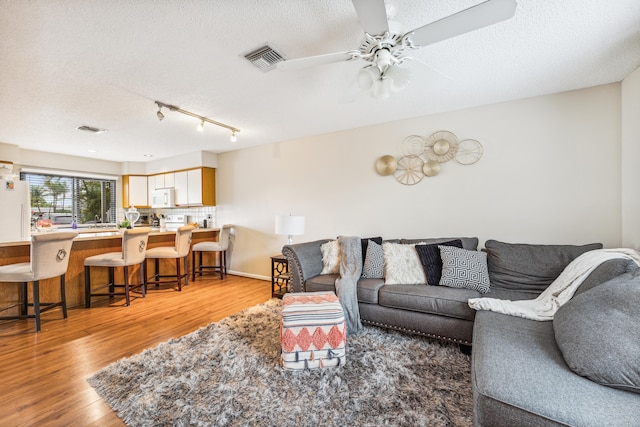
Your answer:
(275, 215), (305, 236)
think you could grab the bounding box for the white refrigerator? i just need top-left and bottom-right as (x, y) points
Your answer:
(0, 178), (31, 243)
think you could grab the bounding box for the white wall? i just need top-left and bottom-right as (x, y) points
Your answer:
(621, 66), (640, 249)
(217, 84), (623, 279)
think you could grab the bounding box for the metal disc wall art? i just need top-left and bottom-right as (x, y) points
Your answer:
(422, 160), (441, 177)
(375, 155), (398, 176)
(425, 130), (459, 163)
(401, 135), (426, 156)
(376, 130), (483, 186)
(394, 155), (424, 185)
(455, 139), (484, 165)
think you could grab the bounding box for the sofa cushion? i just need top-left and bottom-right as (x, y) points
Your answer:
(439, 246), (490, 293)
(357, 278), (386, 304)
(378, 284), (479, 321)
(484, 240), (603, 295)
(415, 239), (463, 286)
(553, 268), (640, 394)
(382, 242), (426, 285)
(305, 273), (338, 293)
(472, 310), (640, 426)
(305, 275), (385, 305)
(573, 258), (638, 297)
(362, 239), (384, 279)
(401, 237), (478, 251)
(320, 240), (341, 274)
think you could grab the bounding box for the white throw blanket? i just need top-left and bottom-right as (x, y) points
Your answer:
(468, 248), (640, 321)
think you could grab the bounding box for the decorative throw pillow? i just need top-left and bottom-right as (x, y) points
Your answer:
(415, 240), (463, 286)
(362, 240), (384, 279)
(553, 269), (640, 394)
(439, 246), (490, 293)
(320, 240), (341, 275)
(361, 236), (383, 266)
(382, 242), (426, 285)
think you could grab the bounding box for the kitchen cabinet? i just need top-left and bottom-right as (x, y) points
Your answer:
(188, 167), (215, 206)
(153, 172), (175, 189)
(147, 175), (156, 203)
(174, 171), (189, 205)
(163, 172), (175, 188)
(173, 167), (215, 206)
(124, 168), (215, 208)
(122, 175), (149, 208)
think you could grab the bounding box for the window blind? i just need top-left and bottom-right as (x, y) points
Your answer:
(20, 172), (116, 225)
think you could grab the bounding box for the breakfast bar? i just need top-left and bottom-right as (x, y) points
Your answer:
(0, 227), (222, 317)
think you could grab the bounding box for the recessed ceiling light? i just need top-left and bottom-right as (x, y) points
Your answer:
(87, 149), (97, 153)
(144, 154), (154, 158)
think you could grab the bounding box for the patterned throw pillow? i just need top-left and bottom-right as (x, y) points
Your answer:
(414, 240), (463, 286)
(383, 242), (427, 285)
(362, 240), (384, 279)
(439, 245), (490, 293)
(361, 236), (383, 267)
(320, 240), (341, 274)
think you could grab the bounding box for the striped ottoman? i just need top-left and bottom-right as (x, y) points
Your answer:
(280, 291), (346, 370)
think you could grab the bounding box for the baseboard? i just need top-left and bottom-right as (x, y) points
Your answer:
(227, 270), (270, 281)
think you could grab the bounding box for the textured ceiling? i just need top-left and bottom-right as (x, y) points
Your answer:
(1, 0), (639, 163)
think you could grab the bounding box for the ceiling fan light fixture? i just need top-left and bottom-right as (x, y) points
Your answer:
(357, 65), (380, 89)
(372, 78), (392, 100)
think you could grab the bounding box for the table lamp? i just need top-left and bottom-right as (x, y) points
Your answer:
(275, 215), (305, 245)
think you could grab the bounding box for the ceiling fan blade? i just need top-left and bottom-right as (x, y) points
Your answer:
(352, 0), (389, 35)
(276, 51), (359, 71)
(409, 0), (517, 47)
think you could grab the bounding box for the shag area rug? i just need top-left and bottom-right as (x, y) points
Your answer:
(88, 299), (472, 426)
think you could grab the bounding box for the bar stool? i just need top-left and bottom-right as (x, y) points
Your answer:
(84, 227), (150, 307)
(143, 225), (194, 291)
(192, 224), (231, 281)
(0, 231), (78, 332)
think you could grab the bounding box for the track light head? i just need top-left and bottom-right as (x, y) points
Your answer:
(156, 107), (164, 121)
(197, 120), (204, 132)
(231, 130), (237, 142)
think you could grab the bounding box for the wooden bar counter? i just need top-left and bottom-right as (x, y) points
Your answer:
(0, 227), (221, 315)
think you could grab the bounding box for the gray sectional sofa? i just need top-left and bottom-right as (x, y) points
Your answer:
(282, 237), (640, 426)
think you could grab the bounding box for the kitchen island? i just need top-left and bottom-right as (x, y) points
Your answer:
(0, 227), (222, 317)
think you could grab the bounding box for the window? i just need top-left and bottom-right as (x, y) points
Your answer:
(20, 172), (116, 226)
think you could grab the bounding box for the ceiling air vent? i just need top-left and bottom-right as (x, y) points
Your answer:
(76, 125), (107, 134)
(243, 44), (286, 72)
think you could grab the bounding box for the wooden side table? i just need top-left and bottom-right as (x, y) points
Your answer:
(271, 254), (290, 298)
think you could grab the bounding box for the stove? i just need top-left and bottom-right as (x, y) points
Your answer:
(164, 214), (188, 231)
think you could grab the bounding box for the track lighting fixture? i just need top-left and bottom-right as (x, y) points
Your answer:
(154, 101), (240, 141)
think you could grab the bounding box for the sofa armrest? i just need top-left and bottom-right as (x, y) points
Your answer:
(282, 239), (332, 293)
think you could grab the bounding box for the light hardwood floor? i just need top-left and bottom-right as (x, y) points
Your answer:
(0, 274), (272, 426)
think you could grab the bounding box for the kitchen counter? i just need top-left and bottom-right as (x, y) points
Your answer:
(0, 227), (223, 316)
(1, 227), (220, 245)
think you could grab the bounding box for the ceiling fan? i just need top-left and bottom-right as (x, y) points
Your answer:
(277, 0), (517, 100)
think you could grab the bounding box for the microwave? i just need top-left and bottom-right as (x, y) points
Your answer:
(151, 188), (175, 208)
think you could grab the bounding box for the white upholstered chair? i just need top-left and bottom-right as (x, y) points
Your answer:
(84, 227), (150, 307)
(143, 225), (194, 291)
(0, 231), (78, 332)
(191, 224), (231, 281)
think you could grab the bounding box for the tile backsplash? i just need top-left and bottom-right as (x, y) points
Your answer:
(117, 206), (216, 228)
